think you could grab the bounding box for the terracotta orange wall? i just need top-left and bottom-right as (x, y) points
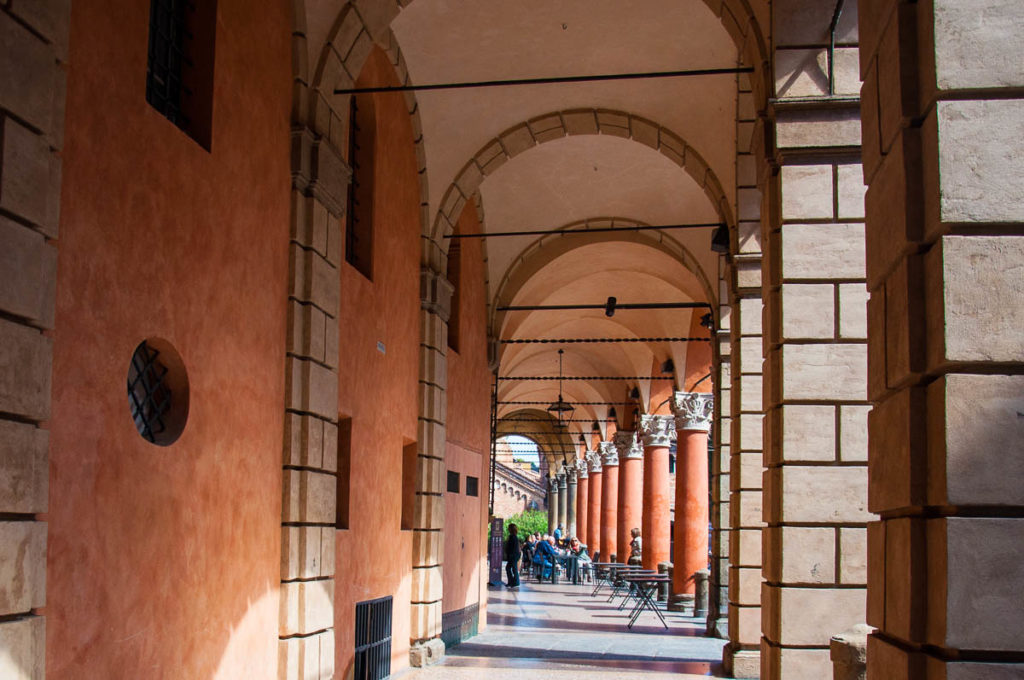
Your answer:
(683, 315), (713, 393)
(334, 47), (421, 677)
(48, 1), (291, 678)
(443, 203), (491, 618)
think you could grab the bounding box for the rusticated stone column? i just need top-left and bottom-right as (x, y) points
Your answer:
(566, 468), (578, 538)
(614, 431), (644, 563)
(575, 459), (588, 544)
(586, 451), (603, 558)
(599, 441), (620, 561)
(640, 415), (675, 571)
(547, 475), (559, 534)
(669, 392), (712, 611)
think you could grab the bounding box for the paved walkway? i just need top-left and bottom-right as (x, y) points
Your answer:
(404, 577), (727, 679)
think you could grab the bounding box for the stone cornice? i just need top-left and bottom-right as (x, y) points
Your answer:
(613, 431), (644, 460)
(672, 391), (714, 432)
(599, 440), (619, 467)
(640, 414), (676, 447)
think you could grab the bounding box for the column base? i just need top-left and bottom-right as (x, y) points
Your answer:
(706, 615), (728, 639)
(722, 644), (759, 679)
(409, 638), (446, 667)
(667, 593), (693, 613)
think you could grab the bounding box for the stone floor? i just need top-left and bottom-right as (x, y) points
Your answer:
(401, 577), (727, 679)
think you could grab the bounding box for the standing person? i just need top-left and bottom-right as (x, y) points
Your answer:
(627, 527), (643, 566)
(553, 524), (564, 544)
(504, 523), (521, 588)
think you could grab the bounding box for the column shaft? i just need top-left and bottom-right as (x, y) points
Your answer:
(557, 475), (568, 533)
(674, 429), (709, 597)
(601, 464), (620, 561)
(566, 476), (578, 538)
(576, 467), (589, 545)
(587, 469), (602, 557)
(547, 479), (558, 534)
(642, 443), (671, 570)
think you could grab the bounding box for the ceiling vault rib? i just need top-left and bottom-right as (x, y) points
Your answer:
(334, 66), (755, 95)
(443, 222), (723, 239)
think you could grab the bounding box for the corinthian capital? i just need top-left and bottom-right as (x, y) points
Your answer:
(672, 391), (714, 432)
(599, 440), (619, 467)
(613, 431), (644, 460)
(576, 458), (589, 479)
(587, 450), (602, 473)
(640, 414), (676, 447)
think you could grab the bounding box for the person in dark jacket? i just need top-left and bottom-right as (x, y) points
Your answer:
(504, 523), (521, 588)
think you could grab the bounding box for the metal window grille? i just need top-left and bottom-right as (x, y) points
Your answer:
(465, 476), (479, 497)
(146, 0), (192, 130)
(447, 470), (460, 493)
(127, 342), (172, 443)
(354, 596), (392, 680)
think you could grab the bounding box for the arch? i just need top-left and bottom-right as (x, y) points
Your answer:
(490, 216), (717, 341)
(426, 108), (736, 264)
(389, 0), (771, 110)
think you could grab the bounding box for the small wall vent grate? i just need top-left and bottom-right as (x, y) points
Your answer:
(354, 595), (392, 680)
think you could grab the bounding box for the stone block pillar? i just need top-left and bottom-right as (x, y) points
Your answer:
(639, 415), (674, 571)
(281, 124), (351, 678)
(574, 459), (588, 545)
(709, 260), (733, 639)
(599, 441), (619, 561)
(761, 3), (871, 677)
(409, 267), (454, 666)
(723, 65), (768, 677)
(0, 5), (68, 678)
(670, 393), (712, 612)
(858, 1), (1024, 676)
(547, 475), (559, 534)
(613, 431), (643, 562)
(586, 451), (602, 558)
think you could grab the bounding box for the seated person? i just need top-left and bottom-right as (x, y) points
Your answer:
(562, 536), (590, 584)
(532, 534), (558, 579)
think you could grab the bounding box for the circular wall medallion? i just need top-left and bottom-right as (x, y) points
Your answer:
(126, 338), (189, 446)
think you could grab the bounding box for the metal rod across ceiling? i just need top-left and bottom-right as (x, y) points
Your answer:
(335, 66), (755, 95)
(500, 336), (710, 344)
(497, 375), (674, 381)
(443, 222), (723, 239)
(496, 302), (712, 312)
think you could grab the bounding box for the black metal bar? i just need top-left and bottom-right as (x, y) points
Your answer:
(497, 302), (711, 312)
(500, 336), (710, 344)
(828, 0), (846, 96)
(499, 417), (599, 423)
(498, 400), (637, 406)
(498, 375), (674, 381)
(335, 66), (755, 95)
(443, 221), (723, 239)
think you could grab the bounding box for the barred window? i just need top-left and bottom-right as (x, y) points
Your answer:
(146, 0), (217, 148)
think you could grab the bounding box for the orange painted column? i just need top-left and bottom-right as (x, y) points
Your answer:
(586, 452), (602, 557)
(613, 431), (644, 564)
(670, 392), (713, 611)
(599, 441), (620, 562)
(575, 459), (588, 544)
(640, 414), (675, 572)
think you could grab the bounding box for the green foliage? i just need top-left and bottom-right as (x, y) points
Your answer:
(502, 509), (548, 539)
